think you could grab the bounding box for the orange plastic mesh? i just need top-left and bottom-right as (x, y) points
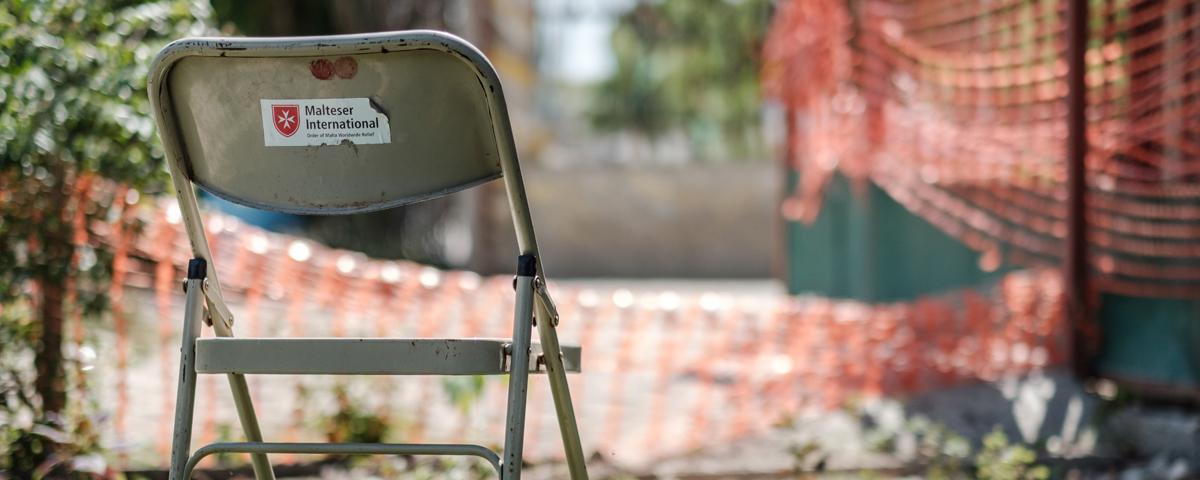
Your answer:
(764, 0), (1200, 298)
(100, 205), (1064, 462)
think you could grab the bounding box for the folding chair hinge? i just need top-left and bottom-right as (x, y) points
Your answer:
(514, 255), (559, 326)
(503, 343), (548, 373)
(535, 281), (559, 327)
(201, 278), (235, 330)
(185, 258), (234, 330)
(511, 275), (558, 327)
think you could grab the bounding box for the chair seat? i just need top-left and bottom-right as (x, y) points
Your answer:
(195, 337), (581, 375)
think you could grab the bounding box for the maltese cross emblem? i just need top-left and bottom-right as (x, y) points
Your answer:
(272, 104), (300, 137)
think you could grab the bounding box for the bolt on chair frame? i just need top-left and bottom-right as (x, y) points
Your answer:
(148, 31), (587, 480)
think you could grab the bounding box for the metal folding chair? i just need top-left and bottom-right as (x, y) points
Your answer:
(148, 31), (588, 480)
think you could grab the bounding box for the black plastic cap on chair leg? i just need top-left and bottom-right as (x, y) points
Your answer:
(187, 258), (207, 279)
(517, 255), (537, 277)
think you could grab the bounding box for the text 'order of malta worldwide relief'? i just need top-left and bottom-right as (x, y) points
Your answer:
(261, 98), (392, 147)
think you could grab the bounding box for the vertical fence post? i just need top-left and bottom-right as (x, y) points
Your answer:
(1065, 0), (1093, 377)
(776, 107), (796, 288)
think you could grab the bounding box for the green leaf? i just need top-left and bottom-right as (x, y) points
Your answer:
(588, 0), (774, 160)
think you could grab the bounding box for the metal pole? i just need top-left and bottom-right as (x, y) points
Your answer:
(502, 255), (537, 480)
(489, 58), (586, 479)
(535, 299), (589, 480)
(227, 373), (275, 480)
(162, 139), (274, 478)
(184, 443), (502, 480)
(774, 107), (796, 287)
(169, 260), (206, 480)
(1065, 0), (1093, 377)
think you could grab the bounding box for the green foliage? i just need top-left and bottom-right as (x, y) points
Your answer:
(867, 415), (973, 480)
(862, 412), (1048, 480)
(377, 457), (493, 480)
(589, 0), (774, 160)
(325, 384), (389, 448)
(440, 375), (486, 417)
(211, 422), (241, 467)
(975, 428), (1050, 480)
(0, 0), (215, 466)
(2, 427), (54, 478)
(0, 0), (210, 287)
(789, 439), (822, 474)
(1, 415), (104, 480)
(0, 299), (38, 413)
(916, 421), (972, 480)
(0, 0), (214, 198)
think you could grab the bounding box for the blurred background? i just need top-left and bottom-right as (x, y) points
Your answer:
(2, 0), (1200, 478)
(199, 0), (781, 280)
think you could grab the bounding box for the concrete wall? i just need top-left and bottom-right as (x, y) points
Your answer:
(468, 164), (780, 278)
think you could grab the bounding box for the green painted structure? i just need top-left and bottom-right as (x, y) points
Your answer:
(1096, 294), (1200, 388)
(786, 173), (1008, 302)
(785, 172), (1200, 390)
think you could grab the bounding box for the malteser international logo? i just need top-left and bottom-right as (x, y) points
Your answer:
(261, 98), (391, 146)
(272, 104), (300, 137)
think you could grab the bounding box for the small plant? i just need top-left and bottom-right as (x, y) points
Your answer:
(863, 414), (972, 480)
(773, 411), (797, 429)
(3, 425), (57, 478)
(915, 421), (972, 480)
(1, 416), (104, 480)
(212, 422), (241, 467)
(861, 410), (1046, 480)
(379, 456), (493, 480)
(789, 439), (822, 474)
(974, 428), (1049, 480)
(440, 376), (486, 417)
(325, 383), (390, 459)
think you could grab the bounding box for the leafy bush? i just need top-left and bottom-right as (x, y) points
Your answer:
(1, 0), (214, 473)
(975, 428), (1050, 480)
(590, 0), (775, 160)
(862, 409), (1048, 480)
(325, 384), (389, 447)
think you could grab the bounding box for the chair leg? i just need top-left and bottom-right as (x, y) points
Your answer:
(535, 301), (589, 480)
(502, 257), (537, 480)
(226, 373), (275, 480)
(171, 259), (274, 480)
(169, 275), (206, 480)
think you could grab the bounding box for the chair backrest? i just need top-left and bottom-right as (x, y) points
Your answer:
(149, 31), (510, 214)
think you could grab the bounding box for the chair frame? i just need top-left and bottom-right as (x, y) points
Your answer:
(148, 31), (587, 480)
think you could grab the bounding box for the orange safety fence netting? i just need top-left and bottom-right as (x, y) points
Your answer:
(763, 0), (1200, 298)
(78, 200), (1065, 466)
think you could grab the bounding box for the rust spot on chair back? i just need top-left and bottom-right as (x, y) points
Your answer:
(310, 59), (334, 80)
(334, 57), (358, 79)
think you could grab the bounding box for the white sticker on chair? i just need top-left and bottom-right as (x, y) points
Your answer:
(261, 98), (391, 146)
